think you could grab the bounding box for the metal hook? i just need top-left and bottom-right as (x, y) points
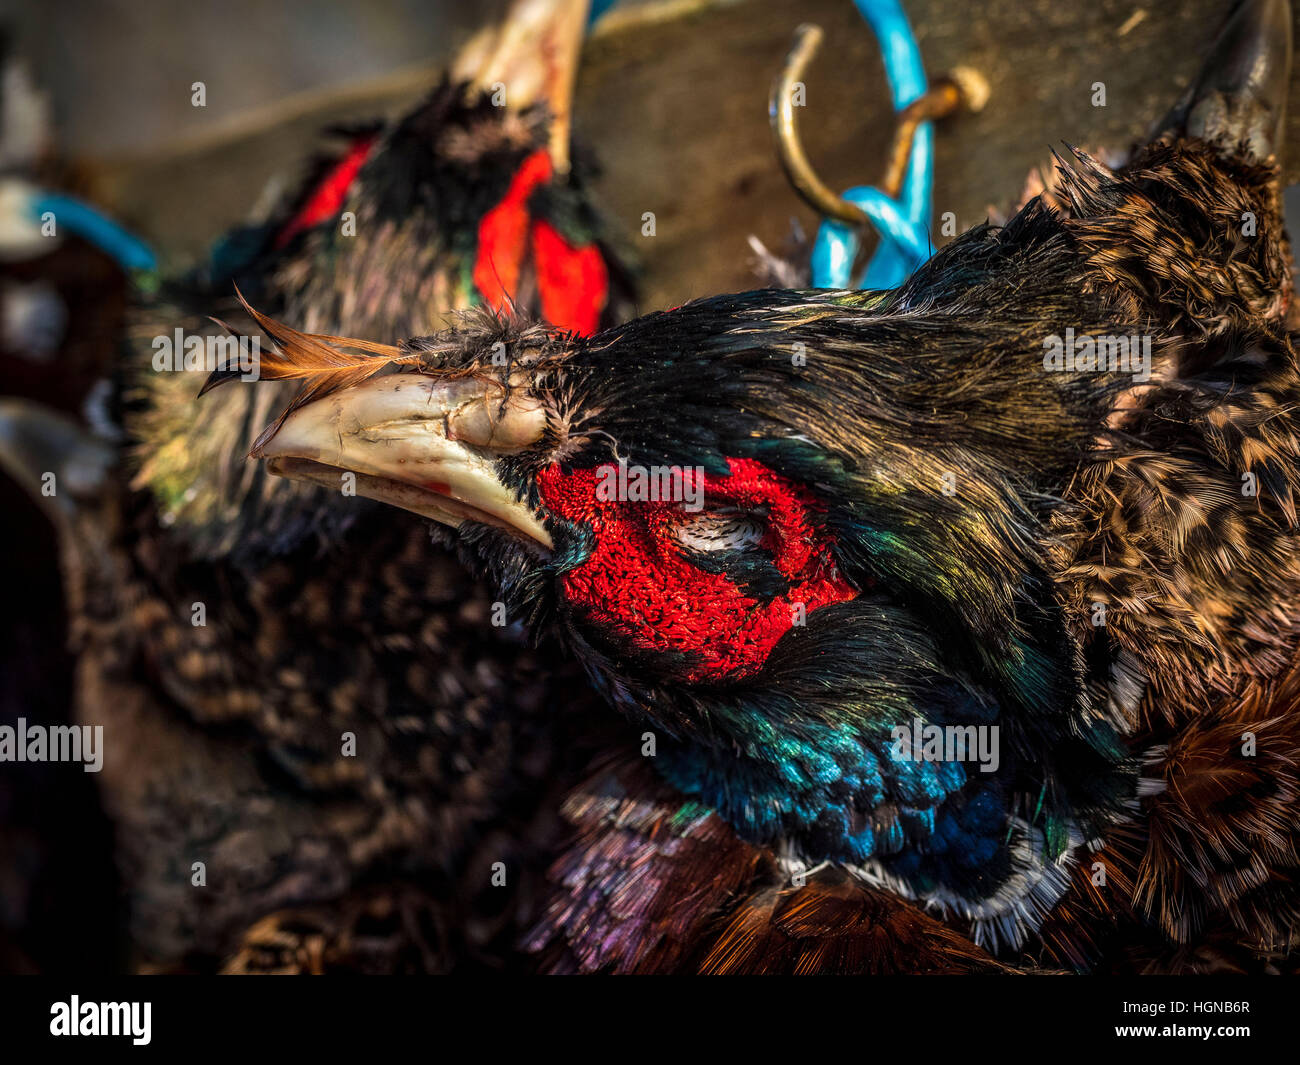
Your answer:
(770, 25), (869, 227)
(769, 24), (985, 226)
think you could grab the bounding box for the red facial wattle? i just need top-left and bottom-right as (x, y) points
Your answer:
(537, 458), (857, 683)
(473, 148), (609, 337)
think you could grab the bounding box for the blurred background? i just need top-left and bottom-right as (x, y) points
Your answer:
(7, 0), (1300, 301)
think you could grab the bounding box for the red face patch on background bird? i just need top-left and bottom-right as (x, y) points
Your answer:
(273, 133), (380, 250)
(259, 0), (612, 339)
(473, 148), (610, 336)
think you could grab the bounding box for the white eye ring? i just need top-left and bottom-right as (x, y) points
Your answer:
(671, 508), (765, 553)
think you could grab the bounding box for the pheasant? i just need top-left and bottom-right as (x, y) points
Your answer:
(220, 0), (1300, 973)
(0, 0), (632, 973)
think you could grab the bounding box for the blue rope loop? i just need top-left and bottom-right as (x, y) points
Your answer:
(811, 0), (934, 289)
(31, 192), (157, 273)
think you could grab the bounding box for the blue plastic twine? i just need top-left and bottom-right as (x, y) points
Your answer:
(588, 0), (619, 27)
(31, 192), (157, 273)
(810, 0), (933, 289)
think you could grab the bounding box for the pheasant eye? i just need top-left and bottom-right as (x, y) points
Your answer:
(671, 507), (765, 554)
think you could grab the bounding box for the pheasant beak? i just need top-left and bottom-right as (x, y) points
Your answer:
(254, 373), (554, 550)
(451, 0), (590, 174)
